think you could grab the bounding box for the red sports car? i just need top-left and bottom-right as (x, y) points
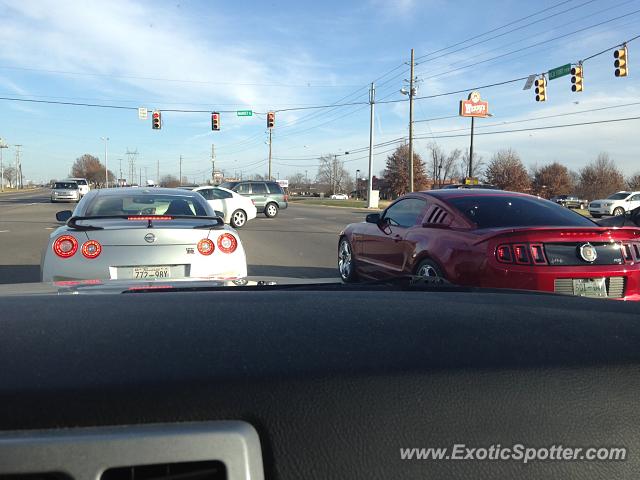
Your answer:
(339, 189), (640, 301)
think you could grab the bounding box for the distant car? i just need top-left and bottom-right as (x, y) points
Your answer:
(589, 191), (640, 218)
(65, 177), (90, 197)
(220, 181), (288, 218)
(339, 189), (640, 301)
(550, 194), (588, 209)
(331, 193), (349, 200)
(193, 186), (257, 228)
(42, 188), (247, 282)
(50, 181), (80, 203)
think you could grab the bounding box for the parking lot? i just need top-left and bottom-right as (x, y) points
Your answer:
(0, 188), (367, 284)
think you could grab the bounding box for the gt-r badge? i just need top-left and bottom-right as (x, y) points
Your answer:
(578, 243), (597, 262)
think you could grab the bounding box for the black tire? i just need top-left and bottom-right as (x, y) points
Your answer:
(591, 214), (601, 218)
(338, 238), (358, 283)
(613, 207), (625, 216)
(264, 202), (279, 218)
(415, 258), (445, 280)
(230, 209), (247, 229)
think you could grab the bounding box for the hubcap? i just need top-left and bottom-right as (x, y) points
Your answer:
(267, 205), (277, 216)
(417, 264), (439, 278)
(338, 241), (352, 278)
(233, 211), (246, 226)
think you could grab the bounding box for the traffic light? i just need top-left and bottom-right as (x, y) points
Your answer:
(152, 110), (161, 130)
(571, 64), (583, 92)
(534, 76), (547, 102)
(267, 111), (275, 129)
(211, 112), (220, 131)
(614, 45), (628, 77)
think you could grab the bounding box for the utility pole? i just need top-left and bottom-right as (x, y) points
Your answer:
(100, 137), (109, 188)
(179, 155), (183, 185)
(118, 159), (122, 187)
(211, 144), (216, 184)
(139, 168), (142, 186)
(126, 148), (138, 186)
(156, 159), (159, 186)
(0, 139), (8, 192)
(144, 167), (148, 185)
(408, 48), (415, 193)
(366, 82), (375, 208)
(14, 144), (22, 190)
(268, 129), (272, 180)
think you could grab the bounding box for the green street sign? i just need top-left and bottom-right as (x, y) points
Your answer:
(548, 64), (571, 80)
(236, 110), (253, 117)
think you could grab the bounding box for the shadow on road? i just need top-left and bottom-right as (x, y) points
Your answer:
(0, 265), (40, 284)
(248, 265), (337, 279)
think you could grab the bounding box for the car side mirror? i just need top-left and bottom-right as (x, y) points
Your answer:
(366, 213), (381, 224)
(56, 210), (73, 222)
(214, 210), (225, 218)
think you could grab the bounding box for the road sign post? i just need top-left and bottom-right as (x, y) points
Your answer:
(548, 64), (572, 80)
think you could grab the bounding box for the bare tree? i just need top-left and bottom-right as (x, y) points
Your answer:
(287, 172), (306, 188)
(531, 162), (574, 198)
(485, 149), (530, 192)
(383, 144), (429, 197)
(159, 175), (180, 188)
(459, 151), (485, 180)
(577, 152), (625, 201)
(427, 144), (461, 188)
(626, 172), (640, 190)
(316, 155), (352, 195)
(2, 167), (16, 188)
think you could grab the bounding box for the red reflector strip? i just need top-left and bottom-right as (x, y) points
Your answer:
(127, 216), (173, 221)
(127, 285), (174, 291)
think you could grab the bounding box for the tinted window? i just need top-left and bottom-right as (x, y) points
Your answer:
(86, 194), (209, 216)
(211, 188), (233, 199)
(266, 182), (284, 194)
(383, 198), (427, 228)
(448, 196), (596, 229)
(607, 192), (630, 200)
(196, 189), (213, 200)
(250, 183), (268, 194)
(54, 182), (78, 189)
(235, 183), (251, 194)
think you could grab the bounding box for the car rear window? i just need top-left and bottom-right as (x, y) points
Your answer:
(74, 179), (88, 185)
(86, 194), (209, 216)
(54, 182), (78, 189)
(266, 182), (284, 194)
(448, 195), (596, 229)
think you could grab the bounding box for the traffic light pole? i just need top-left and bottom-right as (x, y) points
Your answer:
(468, 116), (475, 179)
(268, 129), (272, 180)
(409, 48), (415, 193)
(366, 82), (375, 209)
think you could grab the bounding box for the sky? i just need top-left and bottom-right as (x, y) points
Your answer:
(1, 0), (640, 184)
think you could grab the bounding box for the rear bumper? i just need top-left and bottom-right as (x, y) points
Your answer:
(480, 264), (640, 301)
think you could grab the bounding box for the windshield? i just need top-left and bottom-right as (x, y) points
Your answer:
(85, 194), (209, 216)
(448, 196), (596, 229)
(1, 2), (640, 305)
(53, 182), (78, 190)
(607, 192), (630, 200)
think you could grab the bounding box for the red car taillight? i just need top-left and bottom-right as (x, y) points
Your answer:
(197, 238), (215, 256)
(53, 235), (78, 258)
(284, 194), (289, 202)
(495, 243), (548, 265)
(217, 233), (238, 254)
(81, 240), (102, 259)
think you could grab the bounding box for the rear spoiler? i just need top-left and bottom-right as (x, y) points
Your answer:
(66, 215), (225, 231)
(471, 226), (640, 246)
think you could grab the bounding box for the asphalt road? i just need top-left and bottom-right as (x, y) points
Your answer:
(0, 189), (368, 284)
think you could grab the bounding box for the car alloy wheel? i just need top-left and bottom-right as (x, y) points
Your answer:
(416, 259), (444, 280)
(231, 209), (246, 228)
(338, 239), (356, 282)
(265, 203), (278, 218)
(613, 207), (625, 216)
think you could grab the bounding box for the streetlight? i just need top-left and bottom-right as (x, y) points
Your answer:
(0, 139), (8, 192)
(100, 137), (109, 188)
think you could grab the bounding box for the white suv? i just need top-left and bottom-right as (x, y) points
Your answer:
(589, 191), (640, 218)
(66, 178), (90, 197)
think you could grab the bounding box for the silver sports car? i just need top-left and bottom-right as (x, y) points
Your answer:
(41, 187), (247, 282)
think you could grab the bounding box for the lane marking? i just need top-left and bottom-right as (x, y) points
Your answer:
(293, 217), (307, 220)
(45, 227), (55, 230)
(0, 230), (9, 233)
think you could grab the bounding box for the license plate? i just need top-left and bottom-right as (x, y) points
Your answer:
(573, 278), (607, 297)
(133, 266), (171, 279)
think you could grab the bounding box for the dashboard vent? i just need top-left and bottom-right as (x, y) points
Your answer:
(101, 460), (225, 480)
